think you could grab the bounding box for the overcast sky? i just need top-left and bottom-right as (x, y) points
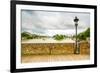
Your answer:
(21, 10), (90, 36)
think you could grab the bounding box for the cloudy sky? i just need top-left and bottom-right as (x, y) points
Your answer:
(21, 10), (90, 36)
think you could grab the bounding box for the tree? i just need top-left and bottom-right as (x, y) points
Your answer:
(53, 34), (66, 40)
(21, 32), (33, 39)
(77, 28), (90, 40)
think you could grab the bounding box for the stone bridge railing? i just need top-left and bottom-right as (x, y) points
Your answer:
(21, 42), (90, 55)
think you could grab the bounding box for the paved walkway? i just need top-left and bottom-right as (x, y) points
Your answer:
(22, 38), (75, 43)
(21, 54), (90, 63)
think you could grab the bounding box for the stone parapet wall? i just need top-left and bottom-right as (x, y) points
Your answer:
(21, 42), (90, 55)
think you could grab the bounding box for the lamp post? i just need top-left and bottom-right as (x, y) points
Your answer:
(74, 16), (80, 54)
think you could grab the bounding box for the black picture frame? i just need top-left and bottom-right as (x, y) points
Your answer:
(10, 0), (97, 73)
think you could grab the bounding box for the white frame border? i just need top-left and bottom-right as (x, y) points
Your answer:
(16, 4), (94, 69)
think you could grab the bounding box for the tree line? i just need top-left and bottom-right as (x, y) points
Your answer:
(21, 28), (90, 41)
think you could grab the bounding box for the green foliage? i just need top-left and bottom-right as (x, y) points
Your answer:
(84, 28), (90, 37)
(77, 34), (86, 40)
(21, 32), (48, 40)
(32, 34), (39, 39)
(21, 32), (33, 40)
(53, 34), (66, 41)
(77, 28), (90, 40)
(21, 32), (29, 37)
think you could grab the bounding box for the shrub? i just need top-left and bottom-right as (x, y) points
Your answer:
(53, 34), (66, 41)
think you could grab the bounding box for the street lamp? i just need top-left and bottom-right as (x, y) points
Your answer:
(74, 16), (80, 54)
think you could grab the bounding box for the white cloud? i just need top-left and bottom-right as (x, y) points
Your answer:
(21, 10), (90, 35)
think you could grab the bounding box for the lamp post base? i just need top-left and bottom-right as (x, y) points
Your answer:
(74, 48), (80, 54)
(74, 52), (80, 54)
